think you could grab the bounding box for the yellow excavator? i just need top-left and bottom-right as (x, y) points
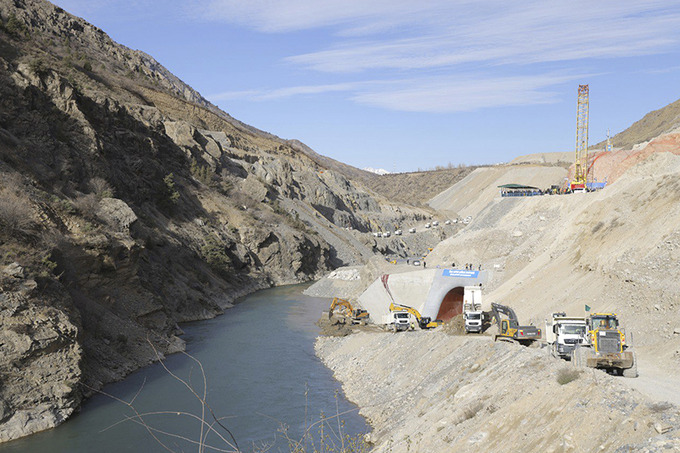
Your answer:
(490, 302), (542, 345)
(389, 302), (442, 329)
(328, 298), (369, 325)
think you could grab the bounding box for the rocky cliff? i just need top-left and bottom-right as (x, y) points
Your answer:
(0, 0), (434, 441)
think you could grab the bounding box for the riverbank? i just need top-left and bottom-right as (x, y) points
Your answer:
(316, 330), (680, 452)
(2, 285), (369, 452)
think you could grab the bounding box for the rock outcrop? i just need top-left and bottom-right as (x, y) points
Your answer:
(0, 0), (433, 441)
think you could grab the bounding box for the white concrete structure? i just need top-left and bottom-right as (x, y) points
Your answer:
(358, 268), (488, 324)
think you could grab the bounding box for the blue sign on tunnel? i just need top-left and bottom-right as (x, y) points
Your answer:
(442, 269), (479, 278)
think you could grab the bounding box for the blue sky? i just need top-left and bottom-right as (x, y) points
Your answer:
(53, 0), (680, 172)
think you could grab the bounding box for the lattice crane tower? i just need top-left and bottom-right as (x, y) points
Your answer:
(571, 84), (589, 190)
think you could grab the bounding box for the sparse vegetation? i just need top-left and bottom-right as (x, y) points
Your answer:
(200, 235), (231, 271)
(556, 367), (581, 385)
(2, 14), (29, 39)
(0, 189), (37, 238)
(73, 193), (99, 220)
(163, 173), (180, 204)
(190, 158), (212, 185)
(89, 177), (114, 199)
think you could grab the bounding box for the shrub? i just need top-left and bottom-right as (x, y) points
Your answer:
(74, 193), (99, 220)
(29, 58), (49, 77)
(556, 367), (580, 385)
(82, 60), (92, 72)
(200, 236), (231, 271)
(163, 173), (180, 204)
(89, 177), (114, 199)
(3, 14), (29, 39)
(0, 189), (37, 237)
(190, 159), (212, 185)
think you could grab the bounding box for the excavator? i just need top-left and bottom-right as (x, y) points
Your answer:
(490, 302), (541, 345)
(328, 298), (369, 325)
(389, 302), (442, 329)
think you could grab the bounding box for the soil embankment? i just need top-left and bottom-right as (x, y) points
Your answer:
(317, 330), (680, 452)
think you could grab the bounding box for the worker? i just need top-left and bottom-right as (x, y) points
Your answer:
(599, 319), (607, 328)
(406, 258), (410, 265)
(410, 320), (415, 331)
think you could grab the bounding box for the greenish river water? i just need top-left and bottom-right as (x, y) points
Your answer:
(1, 285), (369, 452)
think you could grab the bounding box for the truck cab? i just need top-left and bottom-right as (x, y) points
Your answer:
(463, 286), (484, 333)
(464, 311), (483, 333)
(384, 311), (411, 332)
(545, 313), (587, 359)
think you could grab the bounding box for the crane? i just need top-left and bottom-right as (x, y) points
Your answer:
(570, 84), (589, 191)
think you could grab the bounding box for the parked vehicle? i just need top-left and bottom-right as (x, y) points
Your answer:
(409, 228), (416, 233)
(490, 303), (541, 345)
(545, 313), (587, 359)
(572, 313), (637, 377)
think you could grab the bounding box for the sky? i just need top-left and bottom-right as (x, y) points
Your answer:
(52, 0), (680, 173)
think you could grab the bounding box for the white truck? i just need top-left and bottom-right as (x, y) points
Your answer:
(383, 311), (412, 332)
(545, 313), (588, 359)
(463, 286), (484, 333)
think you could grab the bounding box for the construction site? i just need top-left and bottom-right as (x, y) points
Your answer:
(309, 85), (680, 452)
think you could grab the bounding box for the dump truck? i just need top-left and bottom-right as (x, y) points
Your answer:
(383, 310), (411, 332)
(328, 298), (369, 325)
(571, 312), (637, 377)
(490, 302), (541, 345)
(463, 286), (484, 333)
(545, 313), (587, 359)
(389, 302), (442, 329)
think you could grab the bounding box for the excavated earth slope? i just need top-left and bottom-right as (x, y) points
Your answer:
(317, 331), (680, 453)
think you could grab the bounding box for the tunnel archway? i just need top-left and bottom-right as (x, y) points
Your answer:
(436, 286), (464, 321)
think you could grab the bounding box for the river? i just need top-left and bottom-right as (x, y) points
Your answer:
(1, 284), (369, 452)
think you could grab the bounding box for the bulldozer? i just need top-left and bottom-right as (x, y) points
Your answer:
(490, 303), (542, 345)
(571, 312), (637, 377)
(328, 298), (369, 325)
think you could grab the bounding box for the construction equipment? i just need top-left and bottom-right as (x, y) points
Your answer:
(463, 286), (484, 334)
(571, 312), (637, 377)
(571, 84), (589, 191)
(328, 298), (369, 325)
(545, 313), (587, 359)
(389, 302), (442, 329)
(490, 303), (541, 345)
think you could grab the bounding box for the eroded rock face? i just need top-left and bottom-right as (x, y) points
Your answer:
(0, 292), (82, 442)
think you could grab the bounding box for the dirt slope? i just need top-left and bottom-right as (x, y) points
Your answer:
(428, 164), (568, 218)
(317, 331), (680, 453)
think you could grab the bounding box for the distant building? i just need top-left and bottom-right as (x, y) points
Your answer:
(498, 184), (542, 197)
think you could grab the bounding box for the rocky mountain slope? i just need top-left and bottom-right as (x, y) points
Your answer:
(0, 0), (438, 441)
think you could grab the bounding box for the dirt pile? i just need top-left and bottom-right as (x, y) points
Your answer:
(317, 331), (680, 452)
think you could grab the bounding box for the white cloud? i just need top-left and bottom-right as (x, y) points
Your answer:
(208, 73), (585, 113)
(199, 0), (680, 113)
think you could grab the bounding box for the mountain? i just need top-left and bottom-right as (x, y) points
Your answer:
(0, 0), (436, 441)
(363, 167), (390, 175)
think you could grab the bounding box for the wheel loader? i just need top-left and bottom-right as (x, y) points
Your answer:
(571, 312), (637, 378)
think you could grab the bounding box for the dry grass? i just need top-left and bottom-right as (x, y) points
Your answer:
(556, 367), (580, 385)
(0, 188), (37, 237)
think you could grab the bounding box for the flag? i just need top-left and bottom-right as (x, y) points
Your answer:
(585, 304), (591, 312)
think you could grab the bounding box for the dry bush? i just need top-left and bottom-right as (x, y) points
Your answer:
(556, 367), (580, 385)
(89, 177), (114, 198)
(0, 189), (37, 237)
(74, 193), (99, 220)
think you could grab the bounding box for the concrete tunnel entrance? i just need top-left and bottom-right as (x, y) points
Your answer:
(436, 286), (465, 321)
